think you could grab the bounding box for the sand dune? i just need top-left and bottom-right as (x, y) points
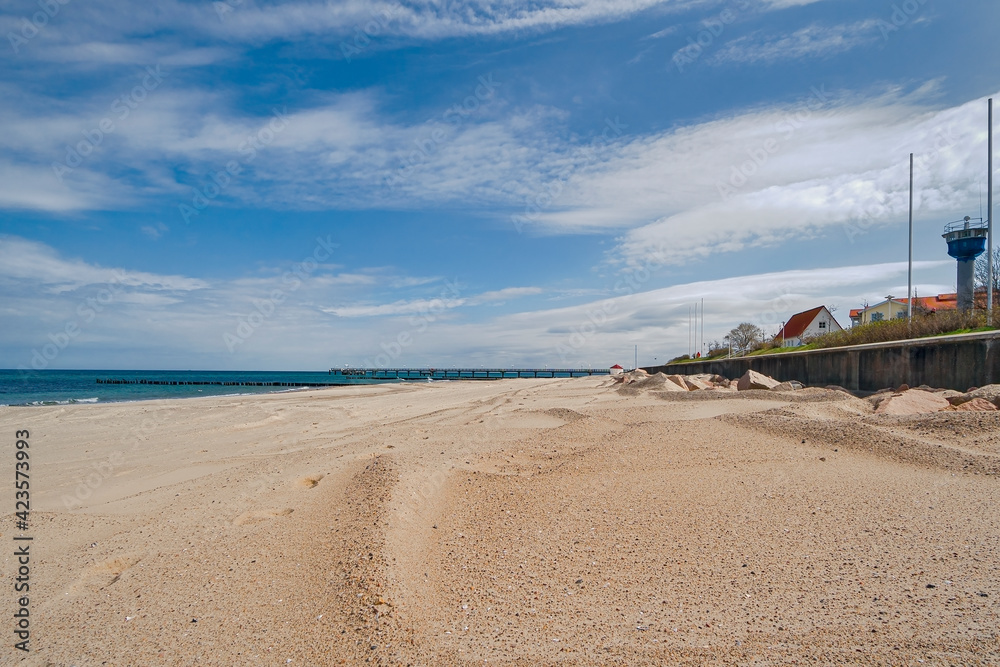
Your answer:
(2, 378), (998, 665)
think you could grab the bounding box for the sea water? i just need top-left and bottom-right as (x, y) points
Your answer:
(0, 369), (393, 407)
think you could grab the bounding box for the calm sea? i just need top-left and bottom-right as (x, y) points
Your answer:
(0, 369), (394, 407)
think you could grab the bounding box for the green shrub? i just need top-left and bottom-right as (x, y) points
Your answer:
(807, 309), (999, 349)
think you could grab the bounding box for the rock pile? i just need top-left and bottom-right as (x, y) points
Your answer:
(613, 369), (1000, 417)
(615, 369), (801, 394)
(946, 384), (1000, 409)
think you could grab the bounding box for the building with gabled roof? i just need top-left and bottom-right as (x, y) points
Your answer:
(775, 306), (842, 347)
(849, 293), (958, 326)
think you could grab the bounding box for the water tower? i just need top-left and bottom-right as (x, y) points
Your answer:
(942, 216), (988, 311)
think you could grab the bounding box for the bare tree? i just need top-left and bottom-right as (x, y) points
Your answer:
(726, 322), (763, 355)
(975, 248), (1000, 293)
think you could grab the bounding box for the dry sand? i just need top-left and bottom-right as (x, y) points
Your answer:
(2, 377), (999, 665)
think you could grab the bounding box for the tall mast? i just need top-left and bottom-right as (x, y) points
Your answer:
(908, 153), (914, 321)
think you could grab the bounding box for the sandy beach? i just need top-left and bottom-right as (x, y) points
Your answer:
(3, 377), (999, 665)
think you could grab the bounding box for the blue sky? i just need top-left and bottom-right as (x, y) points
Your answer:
(1, 0), (998, 370)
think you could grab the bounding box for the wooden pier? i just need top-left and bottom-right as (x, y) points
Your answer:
(330, 368), (610, 380)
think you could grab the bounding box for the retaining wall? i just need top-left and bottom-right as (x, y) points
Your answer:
(644, 331), (1000, 392)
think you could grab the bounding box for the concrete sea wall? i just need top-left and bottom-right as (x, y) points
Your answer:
(644, 331), (1000, 392)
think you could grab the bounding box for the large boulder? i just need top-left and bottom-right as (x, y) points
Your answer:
(773, 381), (804, 392)
(936, 389), (964, 400)
(664, 375), (690, 391)
(736, 370), (781, 391)
(683, 376), (715, 391)
(658, 378), (688, 392)
(874, 389), (950, 415)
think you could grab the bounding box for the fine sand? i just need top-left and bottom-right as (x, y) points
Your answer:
(2, 377), (999, 665)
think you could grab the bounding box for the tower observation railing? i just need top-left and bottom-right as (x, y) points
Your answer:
(944, 217), (988, 235)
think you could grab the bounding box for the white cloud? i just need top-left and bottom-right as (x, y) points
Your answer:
(761, 0), (831, 9)
(710, 20), (880, 65)
(0, 234), (958, 369)
(206, 0), (705, 41)
(0, 162), (123, 212)
(647, 25), (680, 39)
(1, 48), (992, 277)
(321, 297), (466, 318)
(33, 42), (234, 67)
(0, 236), (209, 292)
(471, 287), (544, 303)
(0, 0), (711, 53)
(141, 223), (169, 240)
(337, 260), (955, 367)
(320, 286), (541, 317)
(513, 85), (992, 267)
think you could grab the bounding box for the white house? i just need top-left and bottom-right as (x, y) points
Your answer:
(775, 306), (842, 347)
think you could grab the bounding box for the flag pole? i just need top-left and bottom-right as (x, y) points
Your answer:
(908, 153), (914, 321)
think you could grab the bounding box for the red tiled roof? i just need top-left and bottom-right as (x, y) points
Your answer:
(776, 306), (826, 340)
(852, 294), (959, 318)
(903, 293), (958, 311)
(610, 364), (623, 369)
